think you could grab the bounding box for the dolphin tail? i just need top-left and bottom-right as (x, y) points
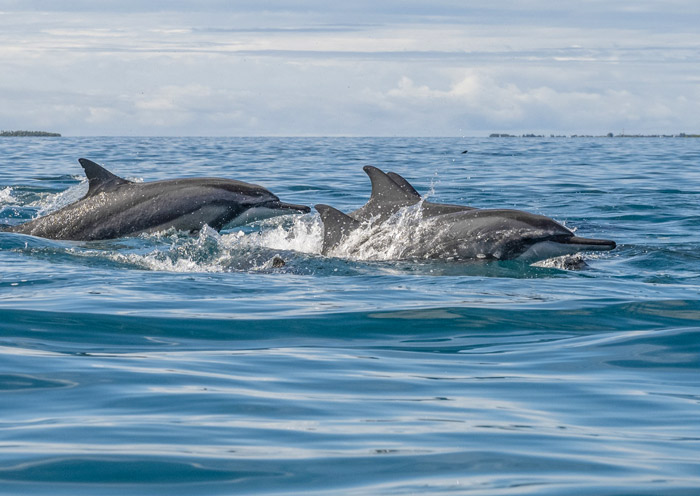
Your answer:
(315, 204), (362, 255)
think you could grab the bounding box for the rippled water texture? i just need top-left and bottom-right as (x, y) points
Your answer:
(1, 137), (699, 495)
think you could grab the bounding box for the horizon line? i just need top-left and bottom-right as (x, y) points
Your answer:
(3, 134), (699, 139)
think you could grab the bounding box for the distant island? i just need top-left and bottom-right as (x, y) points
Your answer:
(490, 132), (700, 138)
(1, 130), (61, 137)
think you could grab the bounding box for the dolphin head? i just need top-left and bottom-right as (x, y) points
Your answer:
(479, 211), (615, 261)
(422, 209), (615, 262)
(219, 182), (310, 227)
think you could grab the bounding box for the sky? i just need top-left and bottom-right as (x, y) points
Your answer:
(1, 1), (699, 136)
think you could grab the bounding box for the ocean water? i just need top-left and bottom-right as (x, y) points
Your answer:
(1, 136), (699, 495)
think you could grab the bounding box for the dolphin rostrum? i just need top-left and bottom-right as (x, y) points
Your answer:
(7, 158), (310, 241)
(316, 167), (615, 262)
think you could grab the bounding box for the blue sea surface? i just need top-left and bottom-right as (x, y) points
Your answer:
(1, 137), (699, 495)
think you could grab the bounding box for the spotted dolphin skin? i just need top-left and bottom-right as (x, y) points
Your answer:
(316, 166), (615, 262)
(7, 159), (310, 241)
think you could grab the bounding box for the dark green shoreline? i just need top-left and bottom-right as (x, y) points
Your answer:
(0, 130), (61, 137)
(490, 132), (700, 138)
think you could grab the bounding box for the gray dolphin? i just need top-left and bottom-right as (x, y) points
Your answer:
(316, 167), (615, 262)
(7, 158), (310, 241)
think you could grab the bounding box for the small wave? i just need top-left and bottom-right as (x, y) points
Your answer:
(3, 300), (700, 343)
(532, 255), (589, 270)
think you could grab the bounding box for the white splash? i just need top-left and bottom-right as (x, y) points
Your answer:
(104, 226), (230, 273)
(29, 179), (89, 216)
(0, 187), (13, 205)
(225, 215), (324, 255)
(328, 204), (437, 261)
(111, 252), (223, 273)
(84, 219), (324, 273)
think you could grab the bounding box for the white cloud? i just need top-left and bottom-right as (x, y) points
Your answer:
(366, 67), (700, 135)
(0, 4), (699, 135)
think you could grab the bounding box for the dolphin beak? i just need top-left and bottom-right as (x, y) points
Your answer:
(563, 236), (616, 250)
(273, 201), (311, 214)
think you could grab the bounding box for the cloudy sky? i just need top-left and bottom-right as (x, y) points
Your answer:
(1, 1), (699, 136)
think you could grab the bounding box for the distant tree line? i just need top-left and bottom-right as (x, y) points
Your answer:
(490, 132), (700, 138)
(0, 130), (61, 137)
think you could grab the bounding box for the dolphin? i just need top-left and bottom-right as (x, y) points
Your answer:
(6, 158), (310, 241)
(315, 167), (615, 262)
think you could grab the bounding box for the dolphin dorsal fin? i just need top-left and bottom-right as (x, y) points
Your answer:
(364, 166), (420, 204)
(346, 167), (421, 223)
(347, 166), (421, 223)
(386, 171), (421, 198)
(79, 158), (132, 198)
(315, 204), (361, 254)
